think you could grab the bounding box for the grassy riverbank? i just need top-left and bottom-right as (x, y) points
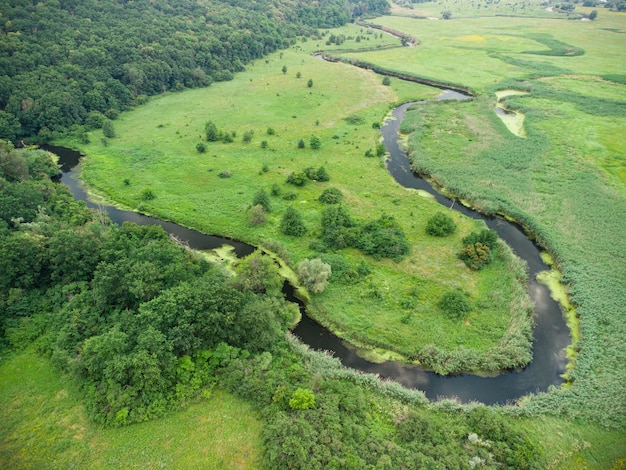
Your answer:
(66, 35), (535, 374)
(333, 10), (626, 429)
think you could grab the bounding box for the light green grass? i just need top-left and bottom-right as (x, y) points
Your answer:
(0, 351), (263, 470)
(65, 39), (533, 372)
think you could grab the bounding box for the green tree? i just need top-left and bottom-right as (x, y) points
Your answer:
(307, 79), (313, 88)
(289, 388), (316, 410)
(280, 206), (306, 236)
(252, 188), (271, 212)
(102, 119), (116, 138)
(233, 251), (282, 294)
(441, 10), (452, 19)
(382, 76), (391, 86)
(296, 258), (332, 294)
(319, 187), (342, 204)
(438, 290), (472, 321)
(205, 120), (219, 142)
(282, 65), (287, 74)
(310, 135), (321, 150)
(425, 212), (457, 237)
(589, 9), (598, 19)
(297, 138), (306, 149)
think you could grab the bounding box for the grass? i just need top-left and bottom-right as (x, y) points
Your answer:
(63, 32), (534, 373)
(0, 351), (263, 469)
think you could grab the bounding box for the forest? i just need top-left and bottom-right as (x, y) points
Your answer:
(0, 0), (389, 140)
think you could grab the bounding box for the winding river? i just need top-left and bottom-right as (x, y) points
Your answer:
(46, 97), (570, 405)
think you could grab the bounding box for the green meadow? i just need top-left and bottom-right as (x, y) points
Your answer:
(71, 30), (534, 374)
(0, 351), (263, 469)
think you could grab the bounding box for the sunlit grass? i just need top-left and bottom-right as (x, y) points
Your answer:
(0, 352), (263, 470)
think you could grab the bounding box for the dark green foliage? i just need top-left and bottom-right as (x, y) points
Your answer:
(382, 76), (391, 86)
(267, 127), (276, 136)
(316, 166), (329, 181)
(282, 191), (297, 200)
(270, 183), (281, 196)
(286, 171), (307, 186)
(280, 206), (306, 236)
(232, 251), (283, 295)
(425, 211), (457, 237)
(357, 215), (410, 261)
(242, 130), (254, 143)
(307, 78), (313, 88)
(310, 135), (321, 150)
(320, 253), (359, 284)
(139, 187), (156, 201)
(297, 138), (306, 149)
(438, 289), (472, 321)
(196, 142), (206, 153)
(252, 188), (271, 212)
(102, 119), (115, 138)
(319, 187), (343, 204)
(459, 242), (492, 270)
(376, 143), (386, 157)
(321, 204), (357, 249)
(462, 229), (498, 250)
(205, 121), (219, 142)
(218, 170), (231, 178)
(344, 114), (365, 125)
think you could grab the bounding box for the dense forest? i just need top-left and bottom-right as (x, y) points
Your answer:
(0, 0), (389, 141)
(0, 142), (544, 468)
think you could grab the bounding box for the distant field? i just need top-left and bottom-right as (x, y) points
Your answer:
(0, 352), (263, 469)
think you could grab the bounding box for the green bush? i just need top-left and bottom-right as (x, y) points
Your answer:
(458, 242), (492, 270)
(139, 187), (156, 201)
(319, 187), (343, 204)
(462, 229), (498, 250)
(289, 388), (315, 410)
(280, 206), (306, 236)
(425, 212), (457, 237)
(438, 290), (472, 321)
(287, 171), (307, 186)
(296, 258), (332, 294)
(252, 188), (271, 212)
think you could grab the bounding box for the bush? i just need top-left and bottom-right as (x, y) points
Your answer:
(438, 290), (472, 321)
(242, 130), (254, 143)
(344, 114), (365, 125)
(218, 170), (231, 178)
(319, 188), (343, 204)
(357, 215), (410, 261)
(247, 204), (267, 226)
(458, 242), (492, 270)
(296, 258), (332, 293)
(462, 229), (498, 250)
(382, 76), (391, 86)
(287, 171), (307, 186)
(425, 212), (457, 237)
(280, 207), (306, 236)
(196, 142), (206, 153)
(102, 119), (115, 138)
(139, 187), (156, 201)
(316, 166), (329, 182)
(252, 188), (271, 212)
(310, 135), (321, 150)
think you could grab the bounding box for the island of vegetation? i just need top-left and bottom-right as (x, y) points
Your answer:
(1, 0), (625, 468)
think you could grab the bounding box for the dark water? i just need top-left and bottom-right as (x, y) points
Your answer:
(45, 101), (570, 404)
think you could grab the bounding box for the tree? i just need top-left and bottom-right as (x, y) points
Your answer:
(382, 76), (391, 86)
(297, 139), (306, 149)
(289, 388), (316, 410)
(282, 65), (287, 74)
(319, 187), (342, 204)
(252, 188), (271, 212)
(196, 143), (206, 153)
(425, 212), (457, 237)
(280, 206), (306, 236)
(233, 251), (282, 294)
(438, 290), (471, 321)
(310, 135), (321, 150)
(296, 72), (301, 78)
(588, 9), (598, 19)
(307, 79), (313, 88)
(205, 120), (219, 141)
(441, 10), (452, 19)
(296, 258), (332, 294)
(102, 119), (116, 138)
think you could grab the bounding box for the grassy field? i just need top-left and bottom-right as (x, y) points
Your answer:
(0, 351), (263, 469)
(67, 29), (534, 373)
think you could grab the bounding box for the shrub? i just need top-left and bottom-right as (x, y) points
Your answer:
(102, 119), (115, 138)
(280, 206), (306, 236)
(376, 143), (386, 157)
(319, 188), (343, 204)
(287, 171), (307, 186)
(357, 214), (410, 261)
(382, 76), (391, 86)
(252, 188), (271, 212)
(247, 205), (267, 226)
(316, 166), (329, 181)
(425, 212), (457, 237)
(242, 130), (254, 143)
(205, 120), (219, 141)
(296, 258), (332, 293)
(283, 192), (297, 201)
(320, 254), (357, 284)
(196, 142), (206, 153)
(344, 114), (365, 125)
(218, 170), (231, 178)
(462, 229), (498, 250)
(271, 183), (281, 196)
(438, 290), (472, 321)
(458, 242), (492, 270)
(310, 135), (321, 150)
(297, 139), (305, 149)
(139, 187), (156, 201)
(266, 127), (276, 135)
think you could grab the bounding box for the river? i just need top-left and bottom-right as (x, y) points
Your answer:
(46, 99), (570, 404)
